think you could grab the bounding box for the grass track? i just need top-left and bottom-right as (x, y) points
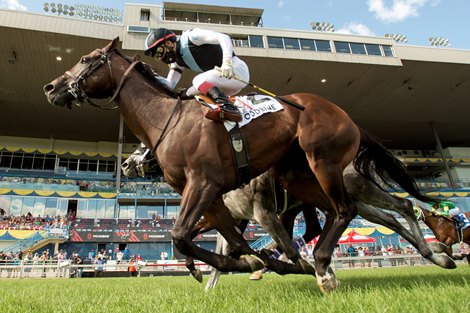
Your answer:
(1, 265), (469, 313)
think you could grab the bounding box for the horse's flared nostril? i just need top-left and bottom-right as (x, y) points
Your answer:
(43, 83), (55, 93)
(122, 162), (128, 169)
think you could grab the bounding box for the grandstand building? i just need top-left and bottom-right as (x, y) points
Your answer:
(1, 2), (470, 259)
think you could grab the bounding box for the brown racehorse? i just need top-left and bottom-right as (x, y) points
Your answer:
(43, 38), (442, 292)
(417, 207), (470, 262)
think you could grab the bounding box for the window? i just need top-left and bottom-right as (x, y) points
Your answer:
(365, 44), (381, 56)
(299, 39), (315, 50)
(283, 37), (300, 50)
(382, 45), (394, 57)
(350, 42), (366, 55)
(140, 10), (150, 21)
(33, 198), (46, 217)
(45, 198), (58, 217)
(127, 25), (150, 33)
(22, 197), (34, 215)
(315, 40), (331, 52)
(334, 41), (351, 53)
(0, 152), (12, 168)
(267, 36), (284, 49)
(249, 35), (264, 48)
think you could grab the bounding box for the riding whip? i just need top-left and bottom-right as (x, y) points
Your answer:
(232, 76), (305, 111)
(214, 67), (305, 111)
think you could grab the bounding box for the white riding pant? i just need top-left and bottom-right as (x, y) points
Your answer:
(187, 56), (250, 96)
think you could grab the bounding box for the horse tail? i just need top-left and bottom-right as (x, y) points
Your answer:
(353, 128), (438, 204)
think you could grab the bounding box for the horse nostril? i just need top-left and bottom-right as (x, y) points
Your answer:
(122, 162), (128, 169)
(43, 83), (55, 93)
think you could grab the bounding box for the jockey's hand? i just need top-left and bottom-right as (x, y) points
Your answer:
(220, 58), (234, 79)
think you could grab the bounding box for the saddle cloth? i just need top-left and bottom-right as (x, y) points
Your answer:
(195, 94), (284, 131)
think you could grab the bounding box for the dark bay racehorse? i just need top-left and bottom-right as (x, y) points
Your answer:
(417, 207), (470, 262)
(44, 38), (443, 292)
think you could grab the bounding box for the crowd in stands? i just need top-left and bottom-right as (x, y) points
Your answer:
(0, 175), (178, 195)
(0, 211), (73, 230)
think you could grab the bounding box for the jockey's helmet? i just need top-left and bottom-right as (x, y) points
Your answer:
(144, 28), (177, 57)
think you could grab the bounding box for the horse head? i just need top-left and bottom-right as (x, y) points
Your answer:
(43, 37), (120, 109)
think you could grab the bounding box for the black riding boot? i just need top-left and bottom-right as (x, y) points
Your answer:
(205, 86), (242, 122)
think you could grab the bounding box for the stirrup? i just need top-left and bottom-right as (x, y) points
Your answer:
(204, 104), (242, 123)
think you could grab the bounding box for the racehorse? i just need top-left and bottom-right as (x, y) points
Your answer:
(416, 207), (470, 263)
(44, 38), (444, 292)
(200, 162), (455, 290)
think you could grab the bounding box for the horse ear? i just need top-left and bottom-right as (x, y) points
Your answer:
(104, 37), (120, 52)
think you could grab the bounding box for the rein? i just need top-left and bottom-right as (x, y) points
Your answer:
(65, 50), (140, 110)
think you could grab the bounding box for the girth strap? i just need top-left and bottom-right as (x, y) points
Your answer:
(228, 125), (251, 186)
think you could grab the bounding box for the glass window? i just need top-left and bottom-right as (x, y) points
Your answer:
(10, 153), (23, 169)
(77, 200), (87, 218)
(315, 40), (331, 52)
(45, 198), (58, 217)
(267, 36), (284, 49)
(350, 43), (366, 55)
(44, 155), (56, 170)
(0, 152), (12, 168)
(166, 205), (179, 219)
(334, 41), (351, 54)
(365, 44), (382, 56)
(33, 198), (46, 217)
(22, 153), (34, 170)
(283, 37), (300, 50)
(10, 196), (22, 216)
(22, 197), (34, 215)
(32, 154), (44, 170)
(0, 195), (11, 214)
(96, 200), (106, 218)
(87, 199), (97, 218)
(105, 200), (115, 218)
(382, 45), (394, 57)
(299, 39), (315, 50)
(249, 35), (264, 48)
(57, 199), (68, 216)
(118, 204), (129, 219)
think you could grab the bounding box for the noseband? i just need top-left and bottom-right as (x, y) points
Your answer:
(65, 49), (140, 110)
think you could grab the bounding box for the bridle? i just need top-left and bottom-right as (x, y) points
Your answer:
(64, 49), (140, 110)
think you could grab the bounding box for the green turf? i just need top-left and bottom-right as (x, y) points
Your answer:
(1, 265), (469, 313)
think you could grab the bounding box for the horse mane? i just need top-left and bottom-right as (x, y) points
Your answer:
(113, 49), (178, 99)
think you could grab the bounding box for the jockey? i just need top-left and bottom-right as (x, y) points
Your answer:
(144, 27), (249, 123)
(448, 204), (470, 231)
(431, 201), (450, 216)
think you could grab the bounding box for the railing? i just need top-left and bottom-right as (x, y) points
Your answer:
(249, 234), (273, 250)
(2, 228), (68, 253)
(0, 254), (467, 279)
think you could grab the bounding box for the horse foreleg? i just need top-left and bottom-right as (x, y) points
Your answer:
(173, 185), (265, 275)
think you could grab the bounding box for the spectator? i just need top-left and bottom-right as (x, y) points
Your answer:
(128, 257), (137, 277)
(94, 257), (104, 277)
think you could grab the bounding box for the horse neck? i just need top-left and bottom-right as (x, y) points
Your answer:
(111, 55), (178, 148)
(423, 211), (456, 243)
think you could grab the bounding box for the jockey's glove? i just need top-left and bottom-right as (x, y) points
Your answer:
(220, 58), (234, 79)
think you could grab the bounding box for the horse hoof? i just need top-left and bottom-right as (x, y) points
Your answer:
(240, 254), (266, 272)
(429, 242), (448, 253)
(191, 269), (203, 283)
(317, 272), (337, 293)
(431, 253), (457, 269)
(249, 270), (264, 280)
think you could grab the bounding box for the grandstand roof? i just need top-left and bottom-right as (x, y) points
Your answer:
(1, 3), (470, 150)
